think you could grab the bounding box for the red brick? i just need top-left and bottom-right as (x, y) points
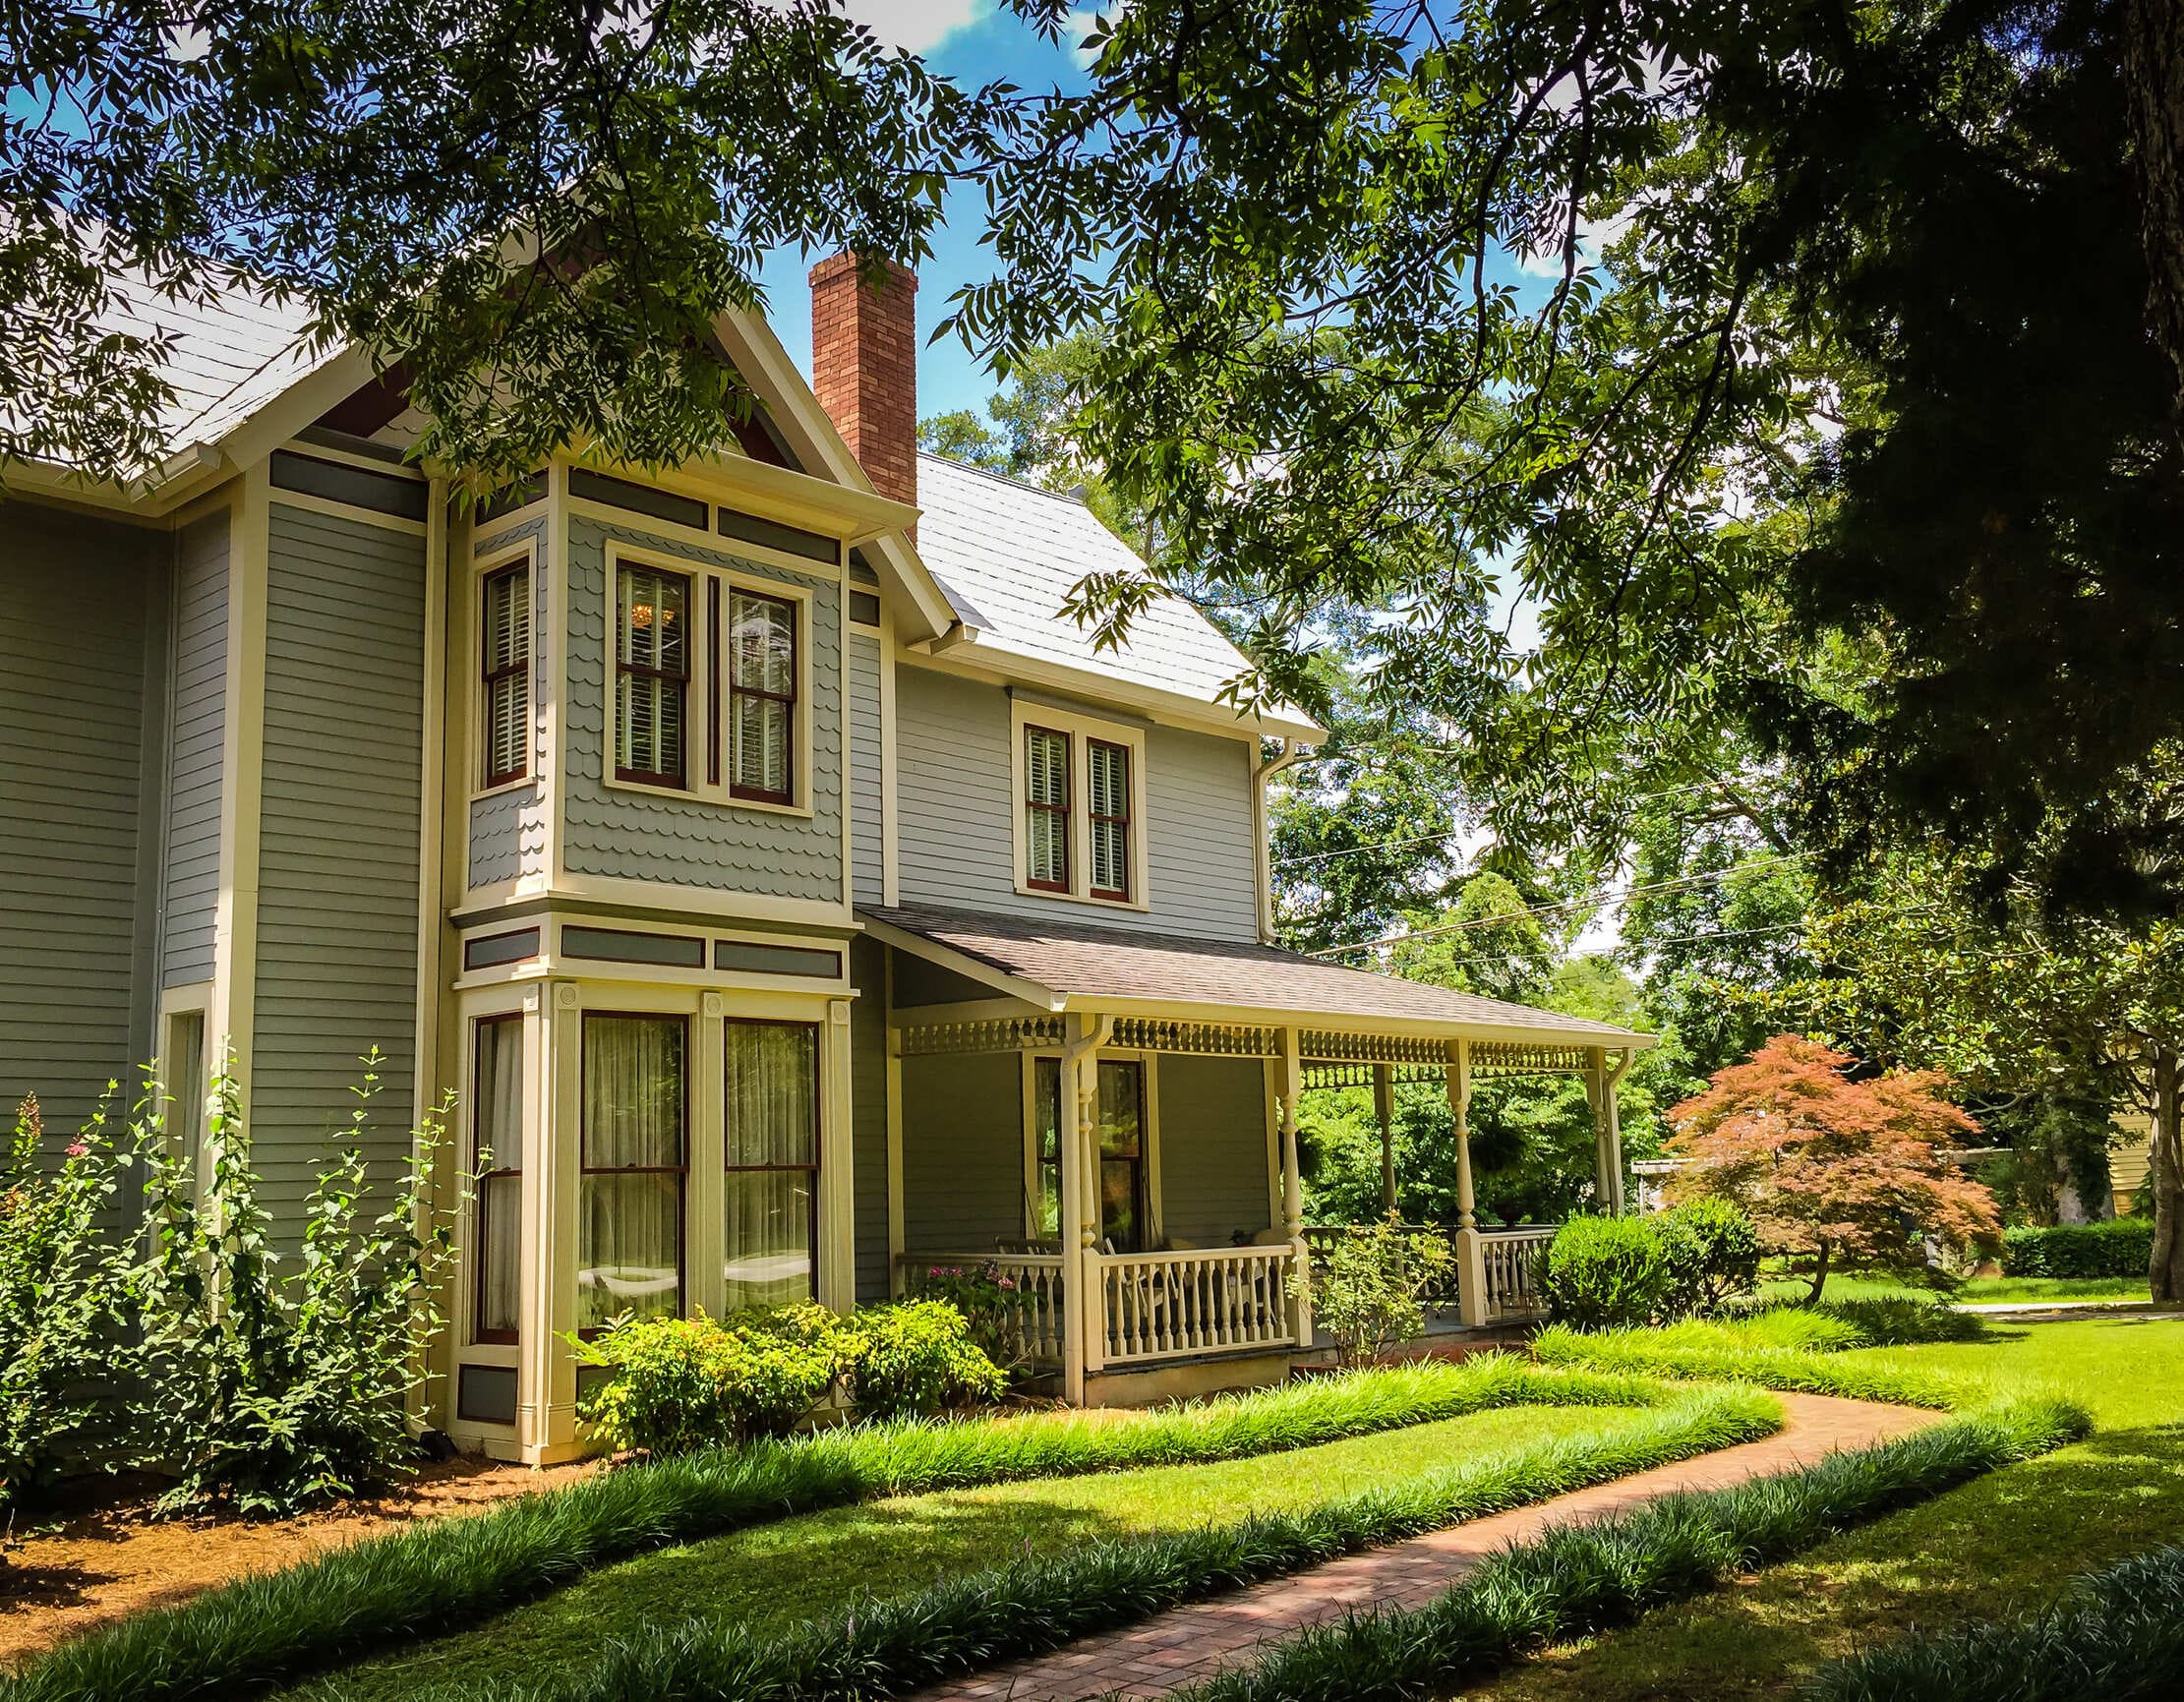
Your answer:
(809, 252), (918, 526)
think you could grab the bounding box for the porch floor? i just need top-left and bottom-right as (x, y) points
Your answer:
(905, 1392), (1937, 1702)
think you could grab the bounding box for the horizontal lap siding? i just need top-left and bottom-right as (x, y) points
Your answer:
(895, 663), (1262, 941)
(901, 1049), (1023, 1253)
(0, 503), (157, 1134)
(1157, 1054), (1273, 1248)
(848, 632), (884, 907)
(561, 517), (844, 902)
(251, 506), (424, 1236)
(850, 936), (889, 1302)
(162, 514), (228, 987)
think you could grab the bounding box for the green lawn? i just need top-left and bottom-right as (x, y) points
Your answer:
(1463, 1316), (2184, 1702)
(1758, 1271), (2154, 1306)
(293, 1401), (1648, 1702)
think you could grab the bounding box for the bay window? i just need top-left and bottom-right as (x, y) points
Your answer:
(472, 1016), (523, 1343)
(722, 1020), (820, 1312)
(579, 1014), (686, 1333)
(481, 563), (530, 787)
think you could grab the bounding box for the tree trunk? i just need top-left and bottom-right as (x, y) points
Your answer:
(1805, 1238), (1831, 1305)
(2150, 1044), (2184, 1303)
(2124, 0), (2184, 417)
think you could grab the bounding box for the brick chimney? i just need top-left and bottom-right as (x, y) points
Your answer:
(809, 253), (917, 519)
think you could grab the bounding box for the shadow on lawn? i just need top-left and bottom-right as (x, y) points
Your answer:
(285, 1489), (1142, 1702)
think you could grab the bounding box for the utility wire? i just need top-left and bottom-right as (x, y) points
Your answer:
(1305, 853), (1816, 957)
(1271, 782), (1753, 870)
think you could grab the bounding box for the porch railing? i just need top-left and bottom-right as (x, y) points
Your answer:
(1303, 1222), (1559, 1323)
(1092, 1244), (1297, 1368)
(897, 1251), (1068, 1369)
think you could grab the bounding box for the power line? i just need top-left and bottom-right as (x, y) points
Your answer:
(1355, 919), (1809, 980)
(1270, 782), (1754, 872)
(1306, 853), (1815, 957)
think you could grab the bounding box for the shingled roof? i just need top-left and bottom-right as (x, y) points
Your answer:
(860, 903), (1653, 1050)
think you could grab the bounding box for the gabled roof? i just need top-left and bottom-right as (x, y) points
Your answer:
(914, 453), (1322, 737)
(861, 902), (1653, 1051)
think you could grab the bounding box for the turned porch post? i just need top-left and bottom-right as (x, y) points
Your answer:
(1446, 1036), (1489, 1327)
(1058, 1013), (1112, 1403)
(1589, 1045), (1632, 1215)
(1374, 1062), (1397, 1216)
(1278, 1027), (1312, 1345)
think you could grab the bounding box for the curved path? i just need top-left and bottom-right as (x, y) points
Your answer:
(913, 1391), (1937, 1702)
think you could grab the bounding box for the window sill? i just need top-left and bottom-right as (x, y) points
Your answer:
(1013, 881), (1153, 915)
(471, 775), (538, 804)
(603, 772), (817, 820)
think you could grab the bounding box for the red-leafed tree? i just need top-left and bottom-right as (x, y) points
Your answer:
(1665, 1035), (2001, 1302)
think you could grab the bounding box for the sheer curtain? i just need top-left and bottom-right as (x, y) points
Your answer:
(473, 1017), (523, 1341)
(723, 1021), (817, 1311)
(579, 1015), (686, 1331)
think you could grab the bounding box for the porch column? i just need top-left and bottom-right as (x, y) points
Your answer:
(1587, 1045), (1632, 1215)
(1446, 1037), (1489, 1327)
(1374, 1063), (1397, 1216)
(1279, 1028), (1312, 1345)
(1058, 1012), (1111, 1404)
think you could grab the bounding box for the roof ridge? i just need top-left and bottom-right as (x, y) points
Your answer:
(916, 449), (1100, 509)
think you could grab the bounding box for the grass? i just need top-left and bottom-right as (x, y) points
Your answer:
(1757, 1272), (2154, 1307)
(1463, 1315), (2184, 1702)
(401, 1387), (1780, 1702)
(295, 1400), (1650, 1701)
(1154, 1397), (2088, 1702)
(1530, 1321), (1969, 1409)
(1804, 1541), (2184, 1702)
(0, 1358), (1656, 1702)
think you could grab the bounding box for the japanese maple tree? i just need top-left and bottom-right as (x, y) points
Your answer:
(1665, 1035), (2000, 1301)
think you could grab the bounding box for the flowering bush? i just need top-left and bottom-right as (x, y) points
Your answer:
(913, 1262), (1030, 1373)
(1305, 1214), (1456, 1364)
(0, 1090), (136, 1515)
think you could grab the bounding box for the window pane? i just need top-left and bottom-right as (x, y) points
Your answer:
(1026, 729), (1068, 805)
(477, 1171), (522, 1338)
(1091, 819), (1127, 896)
(583, 1016), (685, 1168)
(724, 1022), (817, 1167)
(1100, 1159), (1143, 1252)
(619, 567), (686, 672)
(578, 1172), (681, 1330)
(1098, 1061), (1143, 1159)
(732, 692), (791, 796)
(723, 1170), (814, 1311)
(1089, 740), (1126, 816)
(486, 568), (529, 672)
(617, 670), (685, 782)
(167, 1010), (205, 1177)
(1028, 806), (1066, 885)
(729, 592), (795, 695)
(488, 673), (526, 781)
(1033, 1057), (1062, 1238)
(475, 1018), (523, 1170)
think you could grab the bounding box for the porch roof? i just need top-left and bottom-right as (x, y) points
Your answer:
(859, 903), (1654, 1054)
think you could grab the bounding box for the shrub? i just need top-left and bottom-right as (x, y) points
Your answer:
(2000, 1217), (2154, 1278)
(132, 1056), (460, 1515)
(844, 1299), (1009, 1420)
(1540, 1214), (1673, 1329)
(1307, 1214), (1457, 1364)
(1822, 1294), (1985, 1345)
(910, 1262), (1035, 1374)
(0, 1091), (136, 1515)
(575, 1311), (846, 1452)
(1658, 1199), (1761, 1316)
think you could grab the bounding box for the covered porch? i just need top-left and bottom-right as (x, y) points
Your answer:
(864, 905), (1649, 1405)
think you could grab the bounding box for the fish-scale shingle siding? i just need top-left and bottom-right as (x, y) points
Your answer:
(560, 516), (844, 903)
(466, 513), (550, 891)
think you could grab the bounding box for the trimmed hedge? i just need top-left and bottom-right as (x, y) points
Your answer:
(1805, 1541), (2184, 1702)
(498, 1387), (1782, 1702)
(0, 1357), (1657, 1702)
(2000, 1217), (2154, 1279)
(1159, 1399), (2090, 1702)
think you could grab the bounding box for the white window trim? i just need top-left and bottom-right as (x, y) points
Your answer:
(154, 982), (213, 1201)
(1020, 1047), (1163, 1247)
(600, 541), (817, 819)
(470, 538), (538, 801)
(1008, 700), (1151, 911)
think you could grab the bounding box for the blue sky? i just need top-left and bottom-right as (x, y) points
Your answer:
(757, 0), (1098, 421)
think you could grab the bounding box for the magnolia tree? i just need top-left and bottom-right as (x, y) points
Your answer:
(1664, 1035), (2001, 1301)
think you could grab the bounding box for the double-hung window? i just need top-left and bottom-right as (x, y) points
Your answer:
(1087, 739), (1132, 901)
(1025, 726), (1071, 892)
(472, 1016), (523, 1344)
(615, 565), (689, 788)
(481, 564), (531, 787)
(722, 1020), (820, 1311)
(578, 1014), (686, 1333)
(729, 590), (797, 804)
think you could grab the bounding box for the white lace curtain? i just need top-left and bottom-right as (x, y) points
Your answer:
(474, 1017), (524, 1339)
(723, 1021), (817, 1312)
(579, 1015), (686, 1330)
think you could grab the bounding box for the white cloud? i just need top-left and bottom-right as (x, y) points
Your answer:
(842, 0), (985, 52)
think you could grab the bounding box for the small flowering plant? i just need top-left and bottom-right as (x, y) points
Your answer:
(913, 1261), (1030, 1374)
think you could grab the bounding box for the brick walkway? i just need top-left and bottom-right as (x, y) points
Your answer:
(913, 1392), (1936, 1702)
